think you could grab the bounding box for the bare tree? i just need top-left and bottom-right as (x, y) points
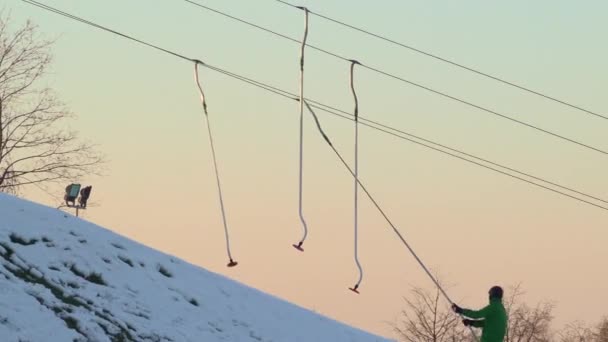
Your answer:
(0, 14), (102, 194)
(395, 283), (559, 342)
(502, 284), (554, 342)
(594, 317), (608, 342)
(394, 286), (469, 342)
(557, 321), (595, 342)
(557, 317), (608, 342)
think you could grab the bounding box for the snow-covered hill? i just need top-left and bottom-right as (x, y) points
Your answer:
(0, 193), (390, 342)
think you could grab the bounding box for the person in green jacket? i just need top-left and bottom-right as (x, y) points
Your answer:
(451, 286), (507, 342)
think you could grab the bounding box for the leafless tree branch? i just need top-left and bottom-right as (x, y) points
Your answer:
(0, 13), (104, 194)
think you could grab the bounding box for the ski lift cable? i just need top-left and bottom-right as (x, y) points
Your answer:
(202, 67), (608, 213)
(293, 7), (310, 252)
(21, 0), (194, 63)
(349, 61), (364, 293)
(313, 101), (608, 205)
(272, 0), (608, 122)
(177, 0), (608, 157)
(22, 0), (608, 214)
(201, 66), (608, 208)
(194, 62), (238, 268)
(303, 99), (478, 341)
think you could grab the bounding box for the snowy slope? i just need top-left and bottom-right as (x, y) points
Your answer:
(0, 193), (390, 342)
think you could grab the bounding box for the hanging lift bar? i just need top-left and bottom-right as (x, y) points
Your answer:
(194, 61), (238, 268)
(293, 7), (310, 252)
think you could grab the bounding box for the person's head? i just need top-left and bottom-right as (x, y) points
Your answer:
(489, 286), (503, 300)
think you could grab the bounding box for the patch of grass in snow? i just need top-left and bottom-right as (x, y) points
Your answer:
(98, 322), (127, 341)
(63, 293), (87, 309)
(94, 311), (135, 342)
(118, 255), (134, 267)
(42, 236), (55, 247)
(111, 243), (125, 250)
(157, 264), (173, 278)
(139, 333), (171, 342)
(112, 331), (131, 342)
(9, 233), (37, 246)
(86, 272), (106, 286)
(189, 298), (199, 307)
(78, 239), (87, 244)
(32, 295), (45, 305)
(68, 264), (86, 277)
(249, 330), (262, 341)
(97, 322), (110, 335)
(69, 264), (107, 286)
(0, 242), (15, 258)
(64, 317), (77, 328)
(131, 311), (150, 320)
(0, 253), (91, 313)
(102, 257), (112, 264)
(208, 321), (223, 332)
(42, 236), (56, 247)
(29, 294), (86, 335)
(62, 316), (83, 335)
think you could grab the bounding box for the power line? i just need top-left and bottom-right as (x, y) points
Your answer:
(195, 62), (608, 208)
(303, 102), (608, 205)
(273, 0), (608, 122)
(22, 0), (194, 63)
(195, 66), (608, 209)
(178, 0), (608, 157)
(21, 0), (608, 213)
(217, 73), (608, 211)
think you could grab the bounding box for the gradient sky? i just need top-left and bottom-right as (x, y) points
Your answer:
(9, 0), (608, 338)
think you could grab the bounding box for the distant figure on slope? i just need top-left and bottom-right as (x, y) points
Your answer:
(452, 286), (507, 342)
(79, 186), (92, 208)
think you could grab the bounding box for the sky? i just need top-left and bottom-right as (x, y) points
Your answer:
(6, 0), (608, 338)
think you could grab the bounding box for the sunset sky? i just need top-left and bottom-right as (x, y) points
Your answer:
(10, 0), (608, 337)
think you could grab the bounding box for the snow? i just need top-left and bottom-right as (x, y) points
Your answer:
(0, 192), (391, 342)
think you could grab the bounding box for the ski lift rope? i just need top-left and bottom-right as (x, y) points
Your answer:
(194, 61), (237, 268)
(284, 8), (473, 339)
(293, 7), (310, 251)
(302, 99), (478, 341)
(349, 60), (364, 294)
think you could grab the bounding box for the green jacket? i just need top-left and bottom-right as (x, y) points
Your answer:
(462, 298), (507, 342)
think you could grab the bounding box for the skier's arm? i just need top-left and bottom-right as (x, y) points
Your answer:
(463, 319), (485, 328)
(470, 320), (485, 328)
(461, 305), (492, 319)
